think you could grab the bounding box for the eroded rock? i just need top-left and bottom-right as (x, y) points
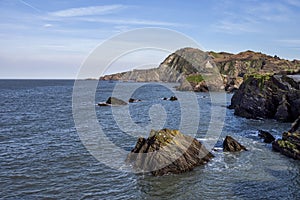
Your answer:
(126, 129), (214, 176)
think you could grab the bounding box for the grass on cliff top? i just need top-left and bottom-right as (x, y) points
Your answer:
(244, 73), (273, 80)
(186, 74), (204, 83)
(243, 73), (273, 90)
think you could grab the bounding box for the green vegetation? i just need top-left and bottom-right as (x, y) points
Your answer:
(243, 73), (273, 90)
(186, 74), (204, 83)
(209, 51), (222, 58)
(278, 139), (297, 150)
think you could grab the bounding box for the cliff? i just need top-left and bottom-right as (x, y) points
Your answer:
(229, 74), (300, 122)
(100, 48), (300, 92)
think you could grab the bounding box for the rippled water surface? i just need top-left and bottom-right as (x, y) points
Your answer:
(0, 80), (299, 199)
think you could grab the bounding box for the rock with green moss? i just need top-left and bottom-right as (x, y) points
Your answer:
(126, 128), (214, 176)
(273, 116), (300, 159)
(229, 74), (300, 122)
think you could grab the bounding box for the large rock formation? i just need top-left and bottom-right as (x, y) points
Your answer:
(229, 74), (300, 122)
(100, 48), (300, 92)
(272, 116), (300, 159)
(126, 129), (214, 176)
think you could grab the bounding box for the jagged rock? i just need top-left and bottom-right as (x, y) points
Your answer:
(223, 136), (247, 152)
(229, 74), (300, 122)
(129, 98), (141, 103)
(273, 116), (300, 159)
(126, 129), (214, 176)
(258, 130), (275, 143)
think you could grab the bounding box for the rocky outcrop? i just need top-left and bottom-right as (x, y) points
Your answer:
(258, 130), (275, 143)
(229, 74), (300, 122)
(223, 136), (247, 152)
(272, 116), (300, 159)
(210, 50), (300, 78)
(126, 129), (214, 176)
(98, 97), (127, 106)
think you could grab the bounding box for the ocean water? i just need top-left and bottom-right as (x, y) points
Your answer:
(0, 80), (299, 199)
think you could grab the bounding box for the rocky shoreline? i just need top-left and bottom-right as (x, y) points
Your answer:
(100, 47), (300, 174)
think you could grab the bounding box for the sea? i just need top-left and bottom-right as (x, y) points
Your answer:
(0, 79), (299, 199)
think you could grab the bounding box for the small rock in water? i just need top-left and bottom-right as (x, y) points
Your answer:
(98, 97), (127, 106)
(258, 130), (275, 143)
(169, 96), (178, 101)
(223, 136), (247, 152)
(128, 98), (141, 103)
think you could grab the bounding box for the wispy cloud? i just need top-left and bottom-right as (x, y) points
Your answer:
(286, 0), (300, 7)
(50, 5), (127, 17)
(18, 0), (41, 13)
(78, 17), (182, 27)
(276, 39), (300, 47)
(246, 2), (290, 21)
(212, 1), (294, 34)
(213, 20), (260, 34)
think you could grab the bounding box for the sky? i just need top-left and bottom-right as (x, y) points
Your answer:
(1, 0), (300, 79)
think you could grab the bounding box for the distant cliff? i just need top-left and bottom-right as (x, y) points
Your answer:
(100, 47), (300, 92)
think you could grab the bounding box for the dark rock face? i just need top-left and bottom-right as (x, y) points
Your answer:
(272, 116), (300, 160)
(229, 75), (300, 122)
(126, 129), (214, 176)
(223, 136), (247, 152)
(258, 130), (275, 143)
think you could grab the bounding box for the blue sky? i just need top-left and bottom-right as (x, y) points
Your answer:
(1, 0), (300, 79)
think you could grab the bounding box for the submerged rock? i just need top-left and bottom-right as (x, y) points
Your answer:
(128, 98), (141, 103)
(162, 96), (178, 101)
(98, 97), (127, 106)
(169, 96), (178, 101)
(273, 115), (300, 160)
(223, 136), (247, 152)
(126, 129), (214, 176)
(258, 130), (275, 143)
(106, 97), (127, 105)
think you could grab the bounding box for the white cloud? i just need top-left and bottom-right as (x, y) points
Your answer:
(43, 23), (53, 28)
(50, 5), (127, 17)
(76, 17), (182, 27)
(213, 20), (260, 34)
